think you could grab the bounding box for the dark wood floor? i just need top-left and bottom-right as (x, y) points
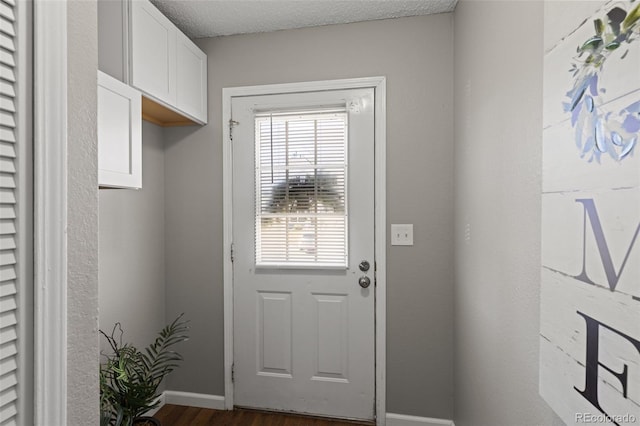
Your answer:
(154, 404), (373, 426)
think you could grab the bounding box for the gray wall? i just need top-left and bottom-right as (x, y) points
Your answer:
(97, 0), (126, 82)
(452, 1), (563, 425)
(67, 0), (100, 422)
(164, 14), (455, 418)
(99, 122), (166, 349)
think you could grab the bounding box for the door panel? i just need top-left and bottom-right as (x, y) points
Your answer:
(232, 88), (375, 420)
(312, 293), (349, 381)
(258, 291), (293, 376)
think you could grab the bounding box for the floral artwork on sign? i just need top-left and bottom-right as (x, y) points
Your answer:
(565, 2), (640, 162)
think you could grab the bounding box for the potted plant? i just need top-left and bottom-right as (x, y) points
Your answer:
(100, 315), (189, 426)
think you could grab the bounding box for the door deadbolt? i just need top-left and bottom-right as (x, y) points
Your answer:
(359, 276), (371, 288)
(359, 260), (370, 272)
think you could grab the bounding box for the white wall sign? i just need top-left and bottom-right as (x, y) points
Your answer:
(541, 1), (640, 425)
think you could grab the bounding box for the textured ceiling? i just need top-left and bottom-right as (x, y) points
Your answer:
(150, 0), (458, 38)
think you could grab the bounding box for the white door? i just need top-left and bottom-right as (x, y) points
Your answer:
(232, 88), (376, 421)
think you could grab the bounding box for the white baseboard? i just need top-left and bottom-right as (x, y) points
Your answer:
(386, 413), (455, 426)
(164, 390), (226, 410)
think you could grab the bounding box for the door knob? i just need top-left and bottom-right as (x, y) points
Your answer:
(358, 276), (371, 288)
(359, 260), (370, 272)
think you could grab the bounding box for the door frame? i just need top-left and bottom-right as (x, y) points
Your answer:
(34, 0), (68, 424)
(222, 77), (387, 425)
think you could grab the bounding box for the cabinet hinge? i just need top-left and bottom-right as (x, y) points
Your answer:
(230, 243), (235, 263)
(231, 362), (235, 382)
(229, 119), (239, 141)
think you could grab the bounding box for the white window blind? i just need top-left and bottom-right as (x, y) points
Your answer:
(0, 0), (30, 424)
(255, 109), (348, 268)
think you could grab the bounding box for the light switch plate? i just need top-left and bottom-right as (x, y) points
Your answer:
(391, 224), (413, 246)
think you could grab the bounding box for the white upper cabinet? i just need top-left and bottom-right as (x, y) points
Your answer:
(128, 0), (207, 125)
(98, 71), (142, 189)
(176, 31), (207, 123)
(130, 0), (176, 106)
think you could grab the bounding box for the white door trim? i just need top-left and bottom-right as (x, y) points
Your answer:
(222, 77), (387, 425)
(33, 1), (68, 424)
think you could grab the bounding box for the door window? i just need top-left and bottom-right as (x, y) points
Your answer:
(255, 109), (348, 268)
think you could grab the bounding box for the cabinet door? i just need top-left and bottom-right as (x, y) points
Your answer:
(98, 71), (142, 189)
(176, 32), (207, 124)
(130, 0), (176, 105)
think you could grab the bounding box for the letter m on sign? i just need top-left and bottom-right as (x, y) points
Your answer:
(574, 199), (640, 291)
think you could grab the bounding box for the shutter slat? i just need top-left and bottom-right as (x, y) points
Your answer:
(0, 143), (14, 158)
(0, 280), (15, 296)
(0, 235), (14, 250)
(0, 189), (14, 204)
(0, 96), (14, 114)
(0, 251), (15, 267)
(0, 343), (16, 362)
(0, 396), (18, 424)
(0, 221), (14, 236)
(0, 34), (13, 53)
(0, 388), (18, 424)
(0, 3), (13, 23)
(0, 206), (14, 220)
(0, 81), (14, 98)
(0, 306), (18, 328)
(0, 112), (14, 129)
(0, 17), (14, 38)
(0, 322), (14, 344)
(0, 64), (13, 83)
(0, 127), (16, 144)
(0, 158), (14, 174)
(0, 174), (14, 189)
(0, 49), (13, 69)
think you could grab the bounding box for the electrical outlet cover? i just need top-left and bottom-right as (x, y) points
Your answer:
(391, 224), (413, 246)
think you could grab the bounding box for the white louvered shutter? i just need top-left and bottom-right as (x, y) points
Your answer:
(0, 0), (31, 424)
(255, 110), (348, 268)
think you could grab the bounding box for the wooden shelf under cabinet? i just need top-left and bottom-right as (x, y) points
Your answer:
(141, 96), (199, 127)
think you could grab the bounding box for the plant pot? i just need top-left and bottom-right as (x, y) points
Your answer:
(133, 416), (161, 426)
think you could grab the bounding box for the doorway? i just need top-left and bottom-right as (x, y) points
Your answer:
(223, 77), (387, 424)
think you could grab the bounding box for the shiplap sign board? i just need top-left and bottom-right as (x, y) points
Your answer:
(541, 1), (640, 425)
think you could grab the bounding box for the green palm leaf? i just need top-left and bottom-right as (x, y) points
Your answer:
(99, 314), (189, 425)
